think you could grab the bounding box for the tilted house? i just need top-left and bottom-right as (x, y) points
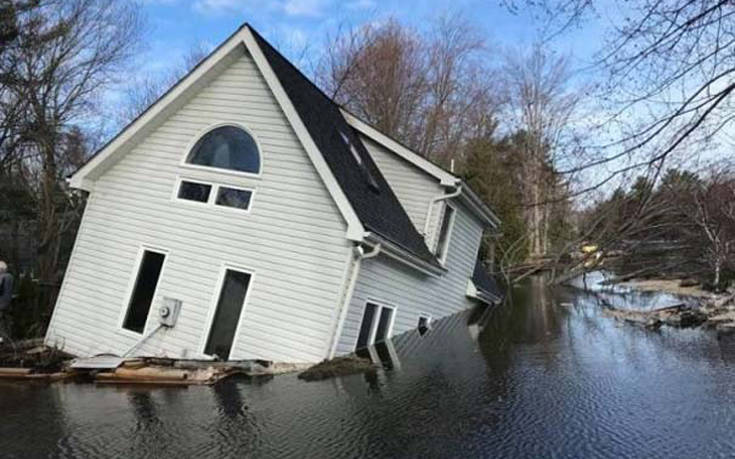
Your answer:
(44, 24), (503, 363)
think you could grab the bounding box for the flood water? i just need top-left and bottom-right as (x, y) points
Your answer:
(3, 276), (735, 458)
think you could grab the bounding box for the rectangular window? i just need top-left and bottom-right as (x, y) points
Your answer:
(178, 180), (211, 203)
(204, 269), (252, 360)
(418, 315), (431, 336)
(435, 205), (456, 263)
(215, 186), (253, 211)
(123, 250), (166, 333)
(355, 302), (395, 351)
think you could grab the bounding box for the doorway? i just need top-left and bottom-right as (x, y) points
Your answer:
(204, 268), (252, 360)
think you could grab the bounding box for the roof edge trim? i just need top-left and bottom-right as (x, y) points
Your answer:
(341, 109), (459, 187)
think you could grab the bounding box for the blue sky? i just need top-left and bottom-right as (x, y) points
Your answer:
(138, 0), (601, 76)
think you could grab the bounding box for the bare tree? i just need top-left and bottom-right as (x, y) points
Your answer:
(507, 0), (735, 188)
(503, 43), (580, 258)
(319, 14), (500, 166)
(1, 0), (143, 313)
(117, 43), (210, 127)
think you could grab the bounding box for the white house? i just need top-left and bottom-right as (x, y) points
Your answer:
(44, 24), (502, 364)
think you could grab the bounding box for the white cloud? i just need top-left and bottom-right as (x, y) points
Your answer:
(282, 0), (330, 17)
(192, 0), (246, 14)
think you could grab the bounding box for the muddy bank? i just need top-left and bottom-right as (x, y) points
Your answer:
(620, 278), (712, 298)
(298, 356), (377, 382)
(603, 293), (735, 331)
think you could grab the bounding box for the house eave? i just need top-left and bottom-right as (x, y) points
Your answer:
(466, 280), (501, 304)
(341, 109), (460, 187)
(364, 233), (445, 277)
(457, 184), (501, 230)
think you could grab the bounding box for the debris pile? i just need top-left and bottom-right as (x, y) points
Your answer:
(298, 356), (377, 381)
(603, 290), (735, 331)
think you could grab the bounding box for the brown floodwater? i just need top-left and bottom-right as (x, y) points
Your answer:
(2, 276), (735, 458)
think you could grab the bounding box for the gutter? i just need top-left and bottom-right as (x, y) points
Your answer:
(363, 233), (446, 277)
(327, 242), (381, 359)
(423, 185), (462, 238)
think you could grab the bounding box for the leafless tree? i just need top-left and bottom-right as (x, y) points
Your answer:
(507, 0), (735, 188)
(503, 43), (581, 258)
(318, 14), (501, 166)
(1, 0), (143, 310)
(117, 43), (210, 127)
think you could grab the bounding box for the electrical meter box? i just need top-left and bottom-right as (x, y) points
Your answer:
(159, 297), (182, 327)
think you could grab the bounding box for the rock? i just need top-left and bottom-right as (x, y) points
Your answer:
(679, 309), (707, 328)
(679, 278), (700, 287)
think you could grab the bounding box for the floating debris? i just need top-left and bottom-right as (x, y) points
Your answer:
(298, 356), (377, 382)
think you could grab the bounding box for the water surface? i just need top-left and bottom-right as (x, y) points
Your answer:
(2, 277), (734, 458)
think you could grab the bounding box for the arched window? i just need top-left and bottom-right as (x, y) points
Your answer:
(186, 125), (260, 174)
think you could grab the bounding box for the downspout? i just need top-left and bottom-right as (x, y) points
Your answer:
(327, 242), (381, 359)
(423, 185), (463, 240)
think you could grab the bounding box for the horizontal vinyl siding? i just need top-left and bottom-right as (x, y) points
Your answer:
(360, 136), (444, 237)
(336, 202), (484, 355)
(45, 48), (351, 363)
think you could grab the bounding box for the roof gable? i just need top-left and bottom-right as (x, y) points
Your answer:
(249, 26), (438, 267)
(69, 23), (439, 268)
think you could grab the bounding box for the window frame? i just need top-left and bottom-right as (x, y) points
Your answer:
(435, 203), (457, 265)
(198, 263), (256, 359)
(117, 245), (170, 338)
(172, 176), (256, 214)
(418, 314), (432, 329)
(355, 299), (397, 350)
(179, 122), (264, 179)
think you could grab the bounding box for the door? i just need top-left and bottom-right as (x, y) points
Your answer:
(204, 268), (252, 360)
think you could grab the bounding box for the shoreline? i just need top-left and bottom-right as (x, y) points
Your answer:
(619, 278), (713, 299)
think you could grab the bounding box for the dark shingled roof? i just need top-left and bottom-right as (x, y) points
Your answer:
(249, 26), (439, 267)
(472, 259), (503, 300)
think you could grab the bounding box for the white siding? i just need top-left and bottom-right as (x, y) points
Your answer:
(335, 201), (484, 355)
(45, 48), (351, 363)
(360, 136), (444, 239)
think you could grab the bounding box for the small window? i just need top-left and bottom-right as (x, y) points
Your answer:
(418, 316), (431, 336)
(178, 181), (212, 203)
(355, 302), (395, 351)
(123, 250), (166, 333)
(215, 186), (253, 211)
(339, 129), (380, 192)
(435, 205), (456, 263)
(187, 125), (260, 174)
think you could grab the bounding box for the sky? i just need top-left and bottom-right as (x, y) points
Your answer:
(137, 0), (601, 77)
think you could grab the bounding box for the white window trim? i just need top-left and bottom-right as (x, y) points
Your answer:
(117, 245), (170, 338)
(356, 299), (397, 348)
(436, 203), (457, 265)
(198, 263), (256, 359)
(179, 122), (264, 179)
(173, 176), (256, 214)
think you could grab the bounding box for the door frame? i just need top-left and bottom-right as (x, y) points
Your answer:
(355, 298), (397, 349)
(199, 263), (256, 359)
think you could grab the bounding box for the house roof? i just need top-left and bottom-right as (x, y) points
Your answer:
(249, 26), (439, 267)
(472, 259), (504, 301)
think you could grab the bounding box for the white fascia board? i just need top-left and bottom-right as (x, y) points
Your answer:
(242, 28), (365, 242)
(341, 109), (460, 187)
(364, 233), (445, 277)
(457, 186), (501, 230)
(69, 27), (250, 191)
(466, 279), (501, 304)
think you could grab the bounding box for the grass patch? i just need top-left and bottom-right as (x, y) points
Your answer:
(298, 356), (376, 382)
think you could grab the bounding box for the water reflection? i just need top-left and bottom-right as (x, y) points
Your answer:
(2, 277), (735, 457)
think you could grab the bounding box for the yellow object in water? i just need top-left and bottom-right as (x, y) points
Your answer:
(581, 244), (598, 254)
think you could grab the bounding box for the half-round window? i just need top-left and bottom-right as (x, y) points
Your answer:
(186, 125), (260, 174)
